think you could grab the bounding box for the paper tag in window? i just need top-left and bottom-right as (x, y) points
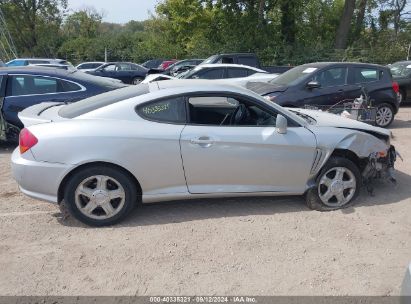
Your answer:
(302, 67), (317, 73)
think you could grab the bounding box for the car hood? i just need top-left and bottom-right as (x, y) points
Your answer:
(246, 81), (288, 95)
(291, 108), (391, 138)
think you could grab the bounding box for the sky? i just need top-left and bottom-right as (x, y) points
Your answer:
(67, 0), (159, 24)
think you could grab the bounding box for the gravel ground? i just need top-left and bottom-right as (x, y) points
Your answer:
(0, 108), (410, 296)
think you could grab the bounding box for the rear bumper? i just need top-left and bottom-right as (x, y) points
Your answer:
(11, 148), (74, 203)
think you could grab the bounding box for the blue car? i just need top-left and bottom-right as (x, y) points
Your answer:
(0, 67), (126, 141)
(87, 62), (148, 85)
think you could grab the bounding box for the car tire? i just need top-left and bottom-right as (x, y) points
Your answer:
(305, 156), (361, 211)
(63, 165), (138, 226)
(132, 77), (143, 85)
(375, 103), (395, 127)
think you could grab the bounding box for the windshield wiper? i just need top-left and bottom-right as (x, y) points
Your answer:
(290, 110), (316, 124)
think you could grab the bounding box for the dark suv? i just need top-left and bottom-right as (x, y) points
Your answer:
(247, 62), (400, 127)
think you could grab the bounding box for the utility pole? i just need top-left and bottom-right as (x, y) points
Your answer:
(105, 48), (108, 63)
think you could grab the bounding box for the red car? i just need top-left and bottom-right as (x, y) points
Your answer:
(158, 60), (177, 70)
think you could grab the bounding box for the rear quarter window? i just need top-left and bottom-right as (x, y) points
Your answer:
(137, 97), (186, 123)
(352, 67), (382, 84)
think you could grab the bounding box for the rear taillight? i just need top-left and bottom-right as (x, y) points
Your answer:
(19, 128), (38, 154)
(393, 81), (399, 94)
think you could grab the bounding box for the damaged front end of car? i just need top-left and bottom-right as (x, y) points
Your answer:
(310, 125), (399, 194)
(362, 144), (399, 190)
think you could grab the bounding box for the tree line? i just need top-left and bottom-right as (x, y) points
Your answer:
(0, 0), (410, 66)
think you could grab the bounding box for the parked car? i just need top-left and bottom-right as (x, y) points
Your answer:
(6, 58), (72, 67)
(142, 59), (165, 70)
(202, 53), (261, 68)
(179, 64), (268, 80)
(12, 80), (396, 226)
(86, 62), (148, 85)
(0, 60), (5, 67)
(247, 62), (400, 128)
(402, 263), (411, 303)
(76, 62), (105, 72)
(143, 71), (278, 86)
(0, 67), (126, 142)
(158, 60), (177, 70)
(164, 59), (204, 76)
(389, 61), (411, 103)
(30, 63), (72, 70)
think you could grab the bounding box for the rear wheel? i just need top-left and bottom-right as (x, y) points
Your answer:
(305, 156), (361, 211)
(63, 165), (137, 226)
(375, 103), (394, 128)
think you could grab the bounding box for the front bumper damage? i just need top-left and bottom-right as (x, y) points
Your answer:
(362, 145), (399, 193)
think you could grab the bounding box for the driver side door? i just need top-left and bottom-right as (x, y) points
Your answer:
(303, 67), (348, 106)
(180, 94), (317, 194)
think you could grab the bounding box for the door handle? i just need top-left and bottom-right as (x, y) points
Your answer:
(190, 136), (215, 147)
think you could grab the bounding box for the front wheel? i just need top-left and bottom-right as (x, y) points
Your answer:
(63, 165), (138, 226)
(375, 103), (394, 127)
(305, 157), (361, 211)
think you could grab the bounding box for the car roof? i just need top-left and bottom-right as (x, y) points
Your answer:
(77, 61), (105, 65)
(103, 62), (139, 65)
(216, 53), (256, 56)
(0, 66), (74, 76)
(8, 58), (66, 61)
(391, 61), (411, 65)
(299, 61), (387, 69)
(153, 79), (253, 95)
(195, 63), (265, 72)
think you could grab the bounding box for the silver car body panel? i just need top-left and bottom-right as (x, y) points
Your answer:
(402, 263), (411, 301)
(12, 81), (392, 204)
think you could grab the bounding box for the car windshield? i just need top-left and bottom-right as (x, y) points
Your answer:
(201, 55), (218, 65)
(390, 62), (411, 77)
(178, 66), (201, 79)
(59, 84), (149, 118)
(269, 65), (318, 86)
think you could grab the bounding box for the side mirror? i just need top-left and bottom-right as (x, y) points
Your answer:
(306, 80), (321, 89)
(276, 114), (287, 134)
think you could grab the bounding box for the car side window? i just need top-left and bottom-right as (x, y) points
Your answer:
(7, 60), (27, 67)
(137, 97), (186, 123)
(227, 68), (249, 78)
(192, 68), (225, 79)
(352, 67), (381, 83)
(60, 80), (82, 92)
(27, 60), (50, 64)
(238, 56), (256, 67)
(118, 63), (132, 71)
(7, 75), (60, 96)
(314, 67), (347, 87)
(313, 68), (347, 87)
(103, 64), (116, 71)
(188, 95), (278, 126)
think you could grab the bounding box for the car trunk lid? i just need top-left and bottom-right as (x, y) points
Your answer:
(18, 102), (67, 127)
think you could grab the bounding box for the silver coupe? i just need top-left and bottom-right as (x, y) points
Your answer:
(11, 80), (397, 226)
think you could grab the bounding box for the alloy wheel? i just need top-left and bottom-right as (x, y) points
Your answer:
(74, 175), (126, 220)
(318, 167), (356, 207)
(376, 106), (393, 127)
